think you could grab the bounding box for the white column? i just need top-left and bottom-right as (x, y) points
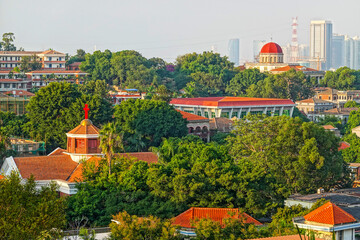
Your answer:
(263, 107), (268, 114)
(280, 106), (284, 116)
(216, 108), (222, 118)
(238, 108), (242, 118)
(247, 107), (251, 115)
(290, 106), (294, 117)
(229, 108), (233, 119)
(271, 107), (276, 116)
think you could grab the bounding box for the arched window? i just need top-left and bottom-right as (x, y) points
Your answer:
(202, 126), (208, 133)
(189, 127), (194, 133)
(195, 127), (201, 133)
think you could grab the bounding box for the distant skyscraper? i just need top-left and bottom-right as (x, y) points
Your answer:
(310, 20), (333, 70)
(298, 44), (310, 59)
(253, 40), (266, 62)
(332, 34), (345, 69)
(343, 36), (360, 70)
(282, 43), (291, 63)
(228, 39), (239, 66)
(290, 17), (299, 63)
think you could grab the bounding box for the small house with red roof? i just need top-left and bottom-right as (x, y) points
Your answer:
(245, 42), (288, 72)
(293, 202), (360, 240)
(172, 207), (262, 237)
(176, 110), (210, 142)
(170, 96), (295, 119)
(270, 64), (325, 82)
(0, 104), (158, 195)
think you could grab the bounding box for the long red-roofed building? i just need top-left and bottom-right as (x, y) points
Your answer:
(171, 96), (295, 119)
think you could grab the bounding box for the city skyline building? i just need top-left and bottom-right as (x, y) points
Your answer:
(310, 20), (333, 70)
(344, 35), (360, 70)
(290, 17), (299, 63)
(253, 40), (266, 62)
(332, 34), (345, 69)
(228, 39), (239, 66)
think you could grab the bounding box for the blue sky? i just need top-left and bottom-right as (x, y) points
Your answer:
(1, 0), (359, 62)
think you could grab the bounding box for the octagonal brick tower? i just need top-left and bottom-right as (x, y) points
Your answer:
(65, 104), (103, 162)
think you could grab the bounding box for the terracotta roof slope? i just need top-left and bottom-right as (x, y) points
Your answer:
(68, 119), (100, 135)
(14, 155), (78, 181)
(304, 202), (356, 225)
(173, 207), (262, 228)
(248, 235), (324, 240)
(176, 110), (209, 121)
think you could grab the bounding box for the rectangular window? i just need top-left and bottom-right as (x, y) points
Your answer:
(273, 110), (280, 116)
(232, 112), (238, 118)
(204, 112), (209, 118)
(283, 109), (290, 116)
(4, 83), (10, 88)
(75, 139), (85, 148)
(221, 112), (229, 118)
(197, 111), (202, 116)
(211, 112), (216, 118)
(240, 112), (247, 118)
(89, 139), (97, 148)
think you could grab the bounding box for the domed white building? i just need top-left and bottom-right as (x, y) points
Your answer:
(245, 42), (288, 72)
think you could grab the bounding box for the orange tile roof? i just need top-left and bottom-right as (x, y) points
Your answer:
(270, 65), (318, 73)
(0, 51), (42, 55)
(0, 175), (4, 180)
(68, 152), (158, 182)
(322, 125), (336, 130)
(171, 97), (294, 107)
(338, 141), (350, 151)
(48, 147), (66, 156)
(14, 155), (78, 181)
(176, 110), (209, 121)
(304, 202), (356, 225)
(0, 79), (21, 82)
(40, 50), (65, 55)
(27, 70), (85, 74)
(248, 235), (324, 240)
(4, 90), (35, 97)
(172, 207), (262, 228)
(68, 119), (100, 135)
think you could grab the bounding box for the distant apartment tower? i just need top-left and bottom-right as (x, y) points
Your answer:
(298, 44), (310, 59)
(282, 44), (291, 63)
(253, 40), (266, 62)
(344, 36), (360, 70)
(310, 20), (333, 70)
(228, 39), (239, 66)
(332, 34), (345, 69)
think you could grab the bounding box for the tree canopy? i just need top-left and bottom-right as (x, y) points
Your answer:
(0, 173), (66, 239)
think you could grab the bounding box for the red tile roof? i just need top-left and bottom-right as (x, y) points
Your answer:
(4, 90), (35, 97)
(171, 97), (294, 107)
(176, 110), (209, 121)
(48, 147), (66, 156)
(40, 50), (65, 55)
(172, 207), (262, 228)
(0, 51), (42, 55)
(27, 70), (85, 74)
(271, 65), (318, 73)
(304, 202), (356, 225)
(338, 141), (350, 151)
(0, 175), (4, 180)
(322, 125), (336, 130)
(68, 119), (100, 135)
(0, 79), (21, 82)
(248, 235), (324, 240)
(14, 155), (78, 181)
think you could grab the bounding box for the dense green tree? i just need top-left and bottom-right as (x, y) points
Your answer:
(246, 70), (313, 101)
(345, 108), (360, 134)
(226, 69), (267, 96)
(341, 134), (360, 163)
(19, 55), (42, 72)
(114, 99), (187, 150)
(317, 115), (343, 133)
(109, 211), (180, 240)
(80, 50), (115, 83)
(0, 173), (66, 239)
(344, 100), (360, 108)
(227, 115), (350, 196)
(78, 79), (110, 99)
(100, 122), (124, 174)
(320, 67), (360, 90)
(66, 49), (87, 66)
(152, 85), (172, 103)
(25, 82), (113, 152)
(1, 33), (16, 51)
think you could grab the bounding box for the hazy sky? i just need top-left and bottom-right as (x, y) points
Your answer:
(1, 0), (359, 63)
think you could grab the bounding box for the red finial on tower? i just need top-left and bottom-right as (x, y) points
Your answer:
(83, 104), (89, 119)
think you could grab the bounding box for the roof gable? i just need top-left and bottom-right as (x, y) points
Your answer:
(304, 202), (356, 225)
(173, 207), (262, 228)
(176, 110), (209, 121)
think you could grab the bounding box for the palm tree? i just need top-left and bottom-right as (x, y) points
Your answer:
(99, 123), (124, 175)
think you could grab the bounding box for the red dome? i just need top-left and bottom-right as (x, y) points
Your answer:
(260, 42), (283, 54)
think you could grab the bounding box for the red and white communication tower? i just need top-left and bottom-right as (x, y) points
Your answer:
(290, 17), (299, 63)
